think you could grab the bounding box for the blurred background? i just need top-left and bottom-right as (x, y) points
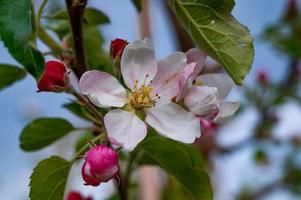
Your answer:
(0, 0), (300, 199)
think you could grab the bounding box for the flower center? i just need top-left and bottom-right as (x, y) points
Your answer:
(129, 80), (154, 109)
(194, 79), (204, 86)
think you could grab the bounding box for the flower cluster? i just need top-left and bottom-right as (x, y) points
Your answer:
(79, 38), (239, 150)
(38, 38), (239, 187)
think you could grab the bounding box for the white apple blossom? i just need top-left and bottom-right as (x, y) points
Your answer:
(177, 48), (240, 124)
(79, 39), (200, 151)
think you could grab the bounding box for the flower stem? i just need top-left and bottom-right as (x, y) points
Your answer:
(36, 0), (64, 55)
(71, 134), (104, 163)
(116, 150), (139, 200)
(68, 88), (104, 127)
(38, 27), (64, 55)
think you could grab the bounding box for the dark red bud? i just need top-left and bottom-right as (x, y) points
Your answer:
(284, 0), (299, 21)
(37, 61), (68, 92)
(256, 70), (268, 84)
(66, 191), (93, 200)
(110, 38), (129, 61)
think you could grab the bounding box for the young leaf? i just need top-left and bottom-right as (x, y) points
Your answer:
(30, 156), (71, 200)
(0, 64), (26, 91)
(137, 133), (212, 200)
(83, 26), (114, 73)
(45, 8), (110, 25)
(131, 0), (142, 12)
(168, 0), (254, 85)
(20, 118), (74, 151)
(0, 0), (45, 79)
(83, 8), (110, 25)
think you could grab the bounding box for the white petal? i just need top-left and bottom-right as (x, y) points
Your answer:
(145, 103), (201, 143)
(184, 86), (219, 116)
(186, 48), (206, 80)
(121, 38), (157, 89)
(151, 52), (187, 102)
(79, 70), (127, 108)
(214, 102), (240, 124)
(196, 73), (233, 100)
(104, 109), (147, 151)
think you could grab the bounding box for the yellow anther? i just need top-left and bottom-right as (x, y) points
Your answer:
(194, 80), (204, 86)
(129, 80), (154, 109)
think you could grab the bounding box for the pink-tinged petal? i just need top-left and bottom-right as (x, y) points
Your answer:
(184, 86), (219, 116)
(145, 103), (201, 143)
(121, 38), (157, 89)
(151, 52), (187, 102)
(176, 62), (197, 102)
(186, 48), (206, 80)
(82, 162), (101, 186)
(196, 73), (233, 100)
(214, 101), (240, 124)
(104, 109), (147, 151)
(79, 70), (127, 108)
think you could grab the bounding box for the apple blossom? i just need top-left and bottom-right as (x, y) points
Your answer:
(79, 38), (200, 150)
(177, 49), (240, 129)
(82, 145), (119, 186)
(37, 61), (68, 92)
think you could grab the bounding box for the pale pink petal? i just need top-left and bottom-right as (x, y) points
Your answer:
(186, 48), (206, 80)
(214, 101), (240, 124)
(79, 70), (127, 108)
(151, 52), (187, 102)
(121, 38), (157, 89)
(145, 103), (201, 143)
(176, 62), (197, 102)
(184, 86), (219, 116)
(196, 73), (233, 100)
(104, 109), (147, 151)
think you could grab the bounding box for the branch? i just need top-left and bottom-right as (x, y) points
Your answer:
(65, 0), (88, 78)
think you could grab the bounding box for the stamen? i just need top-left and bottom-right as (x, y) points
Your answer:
(194, 80), (204, 86)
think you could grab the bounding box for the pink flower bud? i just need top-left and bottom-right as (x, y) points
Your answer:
(66, 191), (93, 200)
(110, 38), (129, 61)
(82, 145), (119, 186)
(37, 61), (68, 92)
(256, 70), (268, 84)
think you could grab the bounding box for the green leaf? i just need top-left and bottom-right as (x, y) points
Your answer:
(30, 156), (71, 200)
(20, 118), (74, 151)
(83, 8), (110, 25)
(137, 132), (212, 200)
(83, 26), (114, 73)
(45, 8), (110, 25)
(0, 0), (45, 79)
(0, 64), (26, 91)
(168, 0), (254, 85)
(45, 20), (70, 39)
(131, 0), (142, 12)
